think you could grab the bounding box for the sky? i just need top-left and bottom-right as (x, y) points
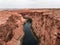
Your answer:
(0, 0), (60, 9)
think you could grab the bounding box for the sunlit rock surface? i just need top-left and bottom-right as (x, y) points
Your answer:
(0, 12), (26, 45)
(0, 9), (60, 45)
(19, 9), (60, 45)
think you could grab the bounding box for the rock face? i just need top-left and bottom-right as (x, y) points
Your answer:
(20, 9), (60, 45)
(0, 9), (60, 45)
(0, 12), (27, 45)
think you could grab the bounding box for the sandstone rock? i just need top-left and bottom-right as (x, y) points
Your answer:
(0, 9), (60, 45)
(0, 12), (27, 45)
(20, 9), (60, 45)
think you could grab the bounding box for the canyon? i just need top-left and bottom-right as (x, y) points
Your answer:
(0, 9), (60, 45)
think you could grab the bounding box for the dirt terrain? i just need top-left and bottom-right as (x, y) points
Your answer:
(0, 9), (60, 45)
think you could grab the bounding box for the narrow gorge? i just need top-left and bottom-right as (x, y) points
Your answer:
(22, 18), (38, 45)
(0, 9), (60, 45)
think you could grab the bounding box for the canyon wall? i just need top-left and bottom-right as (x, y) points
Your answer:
(0, 9), (60, 45)
(20, 9), (60, 45)
(0, 12), (27, 45)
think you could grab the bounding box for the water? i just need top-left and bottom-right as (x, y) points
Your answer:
(22, 19), (38, 45)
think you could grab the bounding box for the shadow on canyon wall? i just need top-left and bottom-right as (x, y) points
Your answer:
(22, 19), (39, 45)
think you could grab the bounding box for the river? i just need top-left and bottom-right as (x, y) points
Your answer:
(22, 19), (38, 45)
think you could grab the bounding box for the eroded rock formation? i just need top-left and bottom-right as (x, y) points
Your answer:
(0, 12), (27, 45)
(0, 9), (60, 45)
(20, 9), (60, 45)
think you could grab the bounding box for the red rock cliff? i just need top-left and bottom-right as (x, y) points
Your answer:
(19, 9), (60, 45)
(0, 12), (27, 45)
(0, 9), (60, 45)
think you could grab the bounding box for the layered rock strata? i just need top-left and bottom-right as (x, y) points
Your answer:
(20, 9), (60, 45)
(0, 9), (60, 45)
(0, 12), (26, 45)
